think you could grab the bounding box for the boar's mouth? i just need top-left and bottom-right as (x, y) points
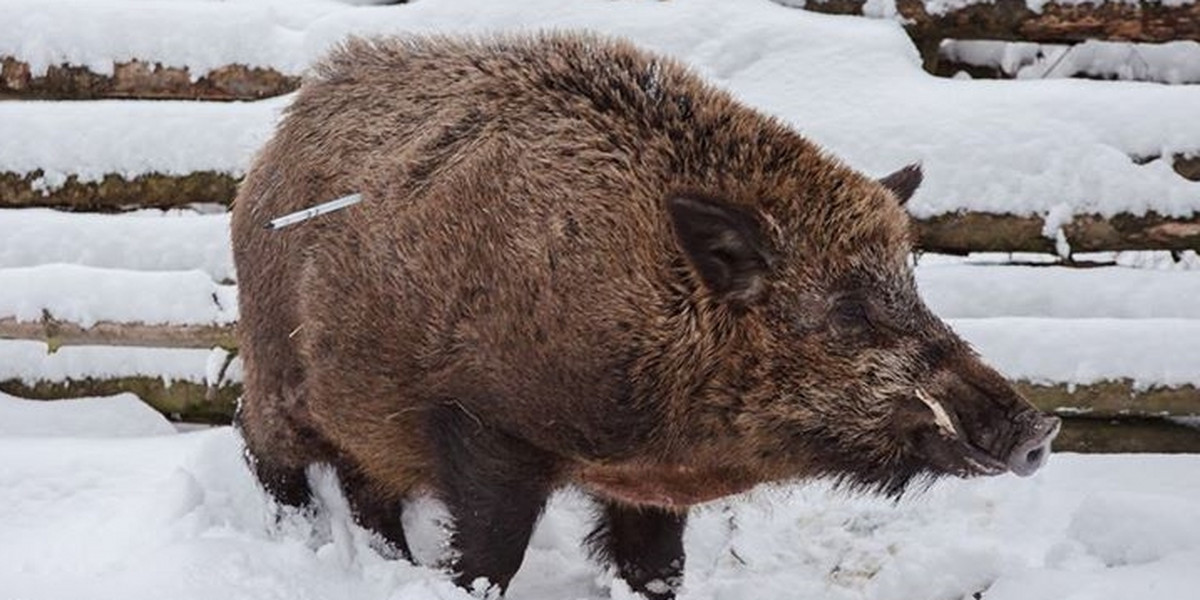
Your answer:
(912, 389), (1061, 479)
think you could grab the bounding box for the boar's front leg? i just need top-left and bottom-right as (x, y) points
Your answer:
(334, 458), (413, 561)
(588, 501), (687, 600)
(428, 400), (559, 595)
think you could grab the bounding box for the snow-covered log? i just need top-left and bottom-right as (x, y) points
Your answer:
(0, 318), (236, 351)
(935, 39), (1200, 83)
(796, 0), (1200, 69)
(5, 1), (1197, 99)
(0, 341), (239, 423)
(0, 377), (238, 425)
(0, 57), (298, 101)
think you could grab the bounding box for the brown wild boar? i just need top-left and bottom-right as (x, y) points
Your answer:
(231, 33), (1060, 599)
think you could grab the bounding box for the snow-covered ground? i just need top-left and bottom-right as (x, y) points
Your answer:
(1, 397), (1199, 600)
(4, 0), (1199, 218)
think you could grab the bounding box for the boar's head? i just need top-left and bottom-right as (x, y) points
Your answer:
(665, 164), (1060, 496)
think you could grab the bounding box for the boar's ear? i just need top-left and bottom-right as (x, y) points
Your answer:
(667, 194), (772, 304)
(879, 164), (922, 206)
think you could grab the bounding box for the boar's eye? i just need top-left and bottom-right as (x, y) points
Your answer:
(833, 300), (872, 331)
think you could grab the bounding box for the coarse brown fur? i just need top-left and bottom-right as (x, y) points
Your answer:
(232, 33), (1056, 598)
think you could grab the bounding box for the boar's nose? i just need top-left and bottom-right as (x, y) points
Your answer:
(1007, 414), (1061, 477)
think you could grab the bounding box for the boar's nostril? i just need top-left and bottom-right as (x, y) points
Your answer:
(1006, 415), (1061, 477)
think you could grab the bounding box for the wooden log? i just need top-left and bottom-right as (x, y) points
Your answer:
(913, 211), (1200, 254)
(0, 170), (238, 212)
(1175, 154), (1200, 182)
(0, 317), (237, 351)
(798, 0), (1200, 70)
(1055, 416), (1200, 453)
(0, 57), (299, 101)
(1017, 380), (1200, 418)
(0, 377), (238, 425)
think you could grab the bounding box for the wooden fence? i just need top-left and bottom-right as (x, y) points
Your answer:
(1, 0), (1198, 452)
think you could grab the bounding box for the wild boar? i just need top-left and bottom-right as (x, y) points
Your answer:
(231, 33), (1060, 599)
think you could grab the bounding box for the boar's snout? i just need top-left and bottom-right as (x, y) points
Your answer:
(1006, 412), (1060, 476)
(909, 348), (1061, 479)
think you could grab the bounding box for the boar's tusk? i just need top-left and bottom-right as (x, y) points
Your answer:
(915, 388), (959, 439)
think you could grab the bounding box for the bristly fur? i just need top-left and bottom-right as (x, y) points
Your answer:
(232, 33), (1048, 599)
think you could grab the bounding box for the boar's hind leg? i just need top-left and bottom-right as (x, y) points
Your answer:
(587, 502), (687, 600)
(237, 392), (320, 509)
(336, 460), (413, 561)
(428, 401), (558, 594)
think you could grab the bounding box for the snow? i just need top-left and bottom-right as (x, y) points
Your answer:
(917, 262), (1200, 319)
(1, 400), (1199, 600)
(1065, 492), (1200, 567)
(0, 340), (238, 385)
(3, 0), (1199, 218)
(0, 390), (175, 437)
(0, 264), (237, 327)
(949, 318), (1200, 389)
(0, 209), (235, 281)
(0, 97), (286, 185)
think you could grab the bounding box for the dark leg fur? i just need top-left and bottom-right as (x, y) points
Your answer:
(252, 456), (313, 509)
(336, 460), (413, 561)
(428, 401), (559, 595)
(236, 400), (314, 509)
(587, 501), (687, 600)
